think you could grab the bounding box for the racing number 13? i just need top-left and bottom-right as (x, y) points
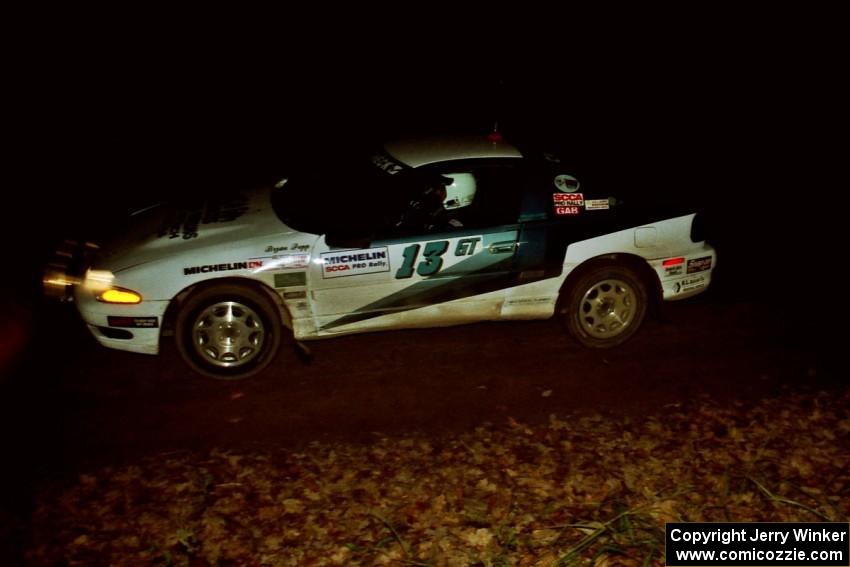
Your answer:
(395, 241), (449, 278)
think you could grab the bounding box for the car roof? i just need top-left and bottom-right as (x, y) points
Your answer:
(383, 135), (524, 168)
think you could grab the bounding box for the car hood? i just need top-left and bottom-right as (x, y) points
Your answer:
(95, 186), (298, 273)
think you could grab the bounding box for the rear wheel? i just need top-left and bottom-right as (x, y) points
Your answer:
(559, 264), (648, 348)
(175, 284), (282, 379)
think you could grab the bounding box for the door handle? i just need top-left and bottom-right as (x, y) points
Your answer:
(488, 241), (517, 254)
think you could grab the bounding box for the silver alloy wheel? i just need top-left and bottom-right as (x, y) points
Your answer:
(578, 278), (636, 339)
(191, 301), (265, 368)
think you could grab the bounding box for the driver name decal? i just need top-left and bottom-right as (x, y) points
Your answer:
(321, 247), (390, 278)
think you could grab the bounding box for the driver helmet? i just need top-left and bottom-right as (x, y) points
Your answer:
(442, 173), (477, 210)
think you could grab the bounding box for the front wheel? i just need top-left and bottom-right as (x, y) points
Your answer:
(559, 264), (649, 348)
(175, 284), (282, 379)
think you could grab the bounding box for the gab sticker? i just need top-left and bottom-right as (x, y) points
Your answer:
(553, 193), (584, 215)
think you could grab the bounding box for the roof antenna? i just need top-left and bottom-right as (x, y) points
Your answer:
(487, 78), (504, 143)
(488, 122), (502, 143)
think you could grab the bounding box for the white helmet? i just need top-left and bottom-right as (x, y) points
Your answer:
(442, 173), (477, 210)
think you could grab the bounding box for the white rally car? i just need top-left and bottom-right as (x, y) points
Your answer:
(49, 135), (716, 379)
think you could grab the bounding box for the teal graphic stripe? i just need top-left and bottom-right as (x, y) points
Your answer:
(320, 231), (521, 331)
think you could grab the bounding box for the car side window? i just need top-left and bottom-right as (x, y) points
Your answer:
(384, 162), (525, 237)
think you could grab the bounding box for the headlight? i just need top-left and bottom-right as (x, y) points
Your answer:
(84, 269), (143, 304)
(97, 287), (143, 304)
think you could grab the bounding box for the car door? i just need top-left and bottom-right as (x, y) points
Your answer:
(307, 159), (526, 335)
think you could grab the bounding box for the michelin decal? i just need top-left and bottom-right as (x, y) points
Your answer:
(183, 261), (263, 276)
(321, 247), (390, 278)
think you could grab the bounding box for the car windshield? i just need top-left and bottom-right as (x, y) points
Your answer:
(271, 150), (438, 236)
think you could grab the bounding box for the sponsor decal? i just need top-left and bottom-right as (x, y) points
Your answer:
(553, 193), (584, 205)
(107, 316), (158, 328)
(183, 260), (263, 276)
(554, 206), (581, 216)
(249, 253), (310, 270)
(371, 153), (404, 175)
(250, 244), (311, 270)
(321, 247), (390, 278)
(553, 192), (584, 216)
(687, 256), (712, 274)
(275, 254), (309, 269)
(679, 275), (707, 292)
(553, 174), (580, 193)
(157, 195), (250, 240)
(274, 272), (307, 287)
(585, 198), (610, 211)
(665, 264), (684, 276)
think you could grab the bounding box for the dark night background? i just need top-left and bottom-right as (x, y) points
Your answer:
(0, 14), (844, 562)
(4, 19), (841, 305)
(2, 13), (843, 442)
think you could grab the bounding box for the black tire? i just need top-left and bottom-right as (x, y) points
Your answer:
(558, 264), (649, 348)
(175, 283), (282, 379)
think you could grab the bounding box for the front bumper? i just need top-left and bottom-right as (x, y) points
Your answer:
(44, 239), (169, 355)
(73, 286), (169, 355)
